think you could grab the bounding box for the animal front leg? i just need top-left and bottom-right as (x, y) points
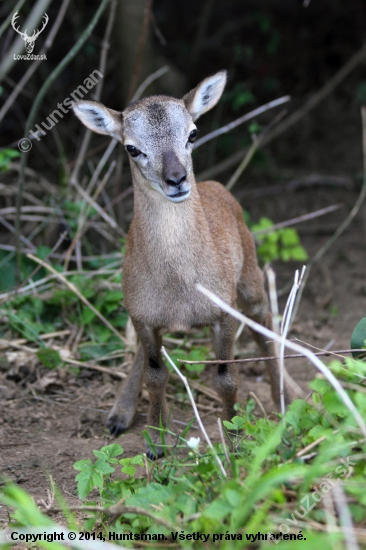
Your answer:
(135, 322), (169, 459)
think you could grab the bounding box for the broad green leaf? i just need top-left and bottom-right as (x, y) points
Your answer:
(37, 348), (62, 369)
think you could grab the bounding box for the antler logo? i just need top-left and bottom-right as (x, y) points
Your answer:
(11, 11), (49, 54)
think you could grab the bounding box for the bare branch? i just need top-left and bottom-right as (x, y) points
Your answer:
(162, 346), (227, 477)
(131, 65), (170, 101)
(252, 204), (344, 236)
(177, 348), (366, 365)
(194, 95), (291, 149)
(291, 107), (366, 320)
(197, 42), (366, 182)
(196, 283), (366, 436)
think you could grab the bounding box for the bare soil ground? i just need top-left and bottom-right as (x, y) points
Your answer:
(0, 184), (365, 536)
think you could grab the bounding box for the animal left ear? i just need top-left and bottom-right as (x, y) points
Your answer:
(183, 70), (227, 121)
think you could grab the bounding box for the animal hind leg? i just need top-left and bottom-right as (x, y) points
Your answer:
(237, 264), (291, 409)
(211, 313), (238, 421)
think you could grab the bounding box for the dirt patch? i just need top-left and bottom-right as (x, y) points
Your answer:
(1, 185), (365, 528)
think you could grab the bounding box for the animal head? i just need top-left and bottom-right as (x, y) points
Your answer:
(73, 71), (227, 202)
(11, 11), (49, 54)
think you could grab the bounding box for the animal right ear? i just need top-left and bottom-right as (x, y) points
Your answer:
(73, 101), (123, 141)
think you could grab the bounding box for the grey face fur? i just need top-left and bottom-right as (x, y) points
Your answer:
(123, 97), (196, 202)
(73, 71), (227, 203)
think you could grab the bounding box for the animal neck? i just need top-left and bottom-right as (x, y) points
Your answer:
(131, 171), (207, 259)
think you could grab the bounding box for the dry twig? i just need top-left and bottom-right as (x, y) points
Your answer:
(177, 348), (366, 365)
(26, 253), (127, 345)
(162, 346), (227, 477)
(194, 95), (290, 149)
(198, 42), (366, 182)
(196, 284), (366, 436)
(292, 106), (366, 320)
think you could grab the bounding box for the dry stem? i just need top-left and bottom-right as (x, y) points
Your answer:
(196, 283), (366, 437)
(162, 346), (227, 477)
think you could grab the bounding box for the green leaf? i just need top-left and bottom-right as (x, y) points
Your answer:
(94, 443), (124, 461)
(223, 415), (246, 431)
(289, 245), (308, 261)
(122, 465), (136, 476)
(35, 245), (52, 260)
(81, 305), (96, 325)
(350, 316), (366, 358)
(74, 457), (114, 499)
(104, 291), (124, 303)
(204, 498), (231, 520)
(37, 348), (62, 369)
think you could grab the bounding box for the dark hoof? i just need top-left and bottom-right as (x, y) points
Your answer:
(107, 415), (129, 437)
(146, 447), (164, 461)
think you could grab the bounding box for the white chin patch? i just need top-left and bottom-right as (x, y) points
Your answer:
(166, 190), (191, 203)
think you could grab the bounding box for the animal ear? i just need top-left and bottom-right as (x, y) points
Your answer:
(73, 101), (123, 141)
(183, 70), (227, 121)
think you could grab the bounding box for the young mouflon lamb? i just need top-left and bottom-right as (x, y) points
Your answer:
(73, 71), (291, 458)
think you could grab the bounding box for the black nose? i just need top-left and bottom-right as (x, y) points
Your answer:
(162, 150), (187, 187)
(165, 172), (186, 187)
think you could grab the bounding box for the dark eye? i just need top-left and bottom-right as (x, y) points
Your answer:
(126, 145), (141, 157)
(188, 129), (197, 144)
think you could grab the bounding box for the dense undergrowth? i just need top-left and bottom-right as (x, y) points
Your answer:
(2, 357), (366, 548)
(0, 232), (366, 548)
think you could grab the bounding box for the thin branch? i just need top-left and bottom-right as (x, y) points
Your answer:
(226, 108), (287, 191)
(0, 215), (34, 248)
(266, 266), (280, 337)
(69, 0), (117, 188)
(93, 0), (117, 102)
(15, 0), (111, 282)
(26, 253), (127, 345)
(196, 283), (366, 436)
(279, 267), (306, 415)
(16, 231), (67, 294)
(252, 204), (344, 236)
(131, 65), (170, 101)
(194, 95), (290, 149)
(0, 0), (71, 122)
(198, 42), (366, 182)
(0, 266), (121, 304)
(0, 330), (71, 350)
(248, 391), (268, 419)
(333, 483), (360, 550)
(63, 358), (126, 378)
(162, 346), (227, 477)
(46, 502), (177, 531)
(0, 0), (26, 38)
(177, 348), (366, 365)
(217, 417), (230, 464)
(64, 157), (117, 270)
(0, 0), (53, 81)
(295, 435), (327, 458)
(292, 106), (366, 320)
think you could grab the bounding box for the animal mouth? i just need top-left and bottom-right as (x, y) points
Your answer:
(166, 189), (190, 202)
(170, 190), (189, 197)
